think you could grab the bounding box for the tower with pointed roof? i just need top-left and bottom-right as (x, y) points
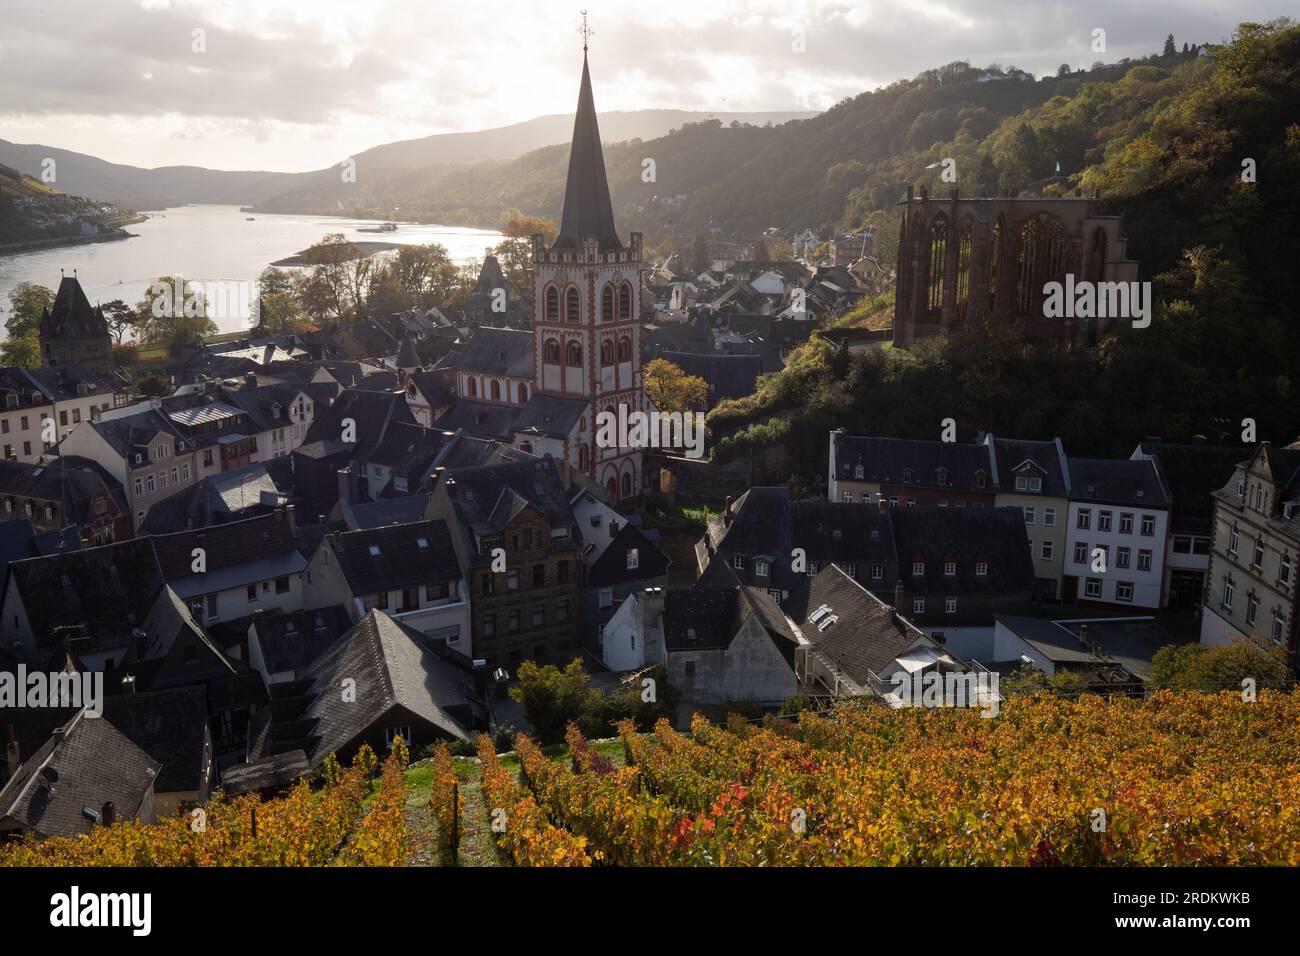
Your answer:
(526, 43), (645, 500)
(38, 275), (113, 376)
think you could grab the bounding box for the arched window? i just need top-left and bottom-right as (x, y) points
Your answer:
(519, 383), (529, 403)
(565, 287), (580, 324)
(544, 285), (559, 322)
(467, 377), (478, 398)
(618, 281), (632, 321)
(490, 380), (501, 401)
(1014, 218), (1040, 316)
(926, 215), (948, 318)
(601, 285), (615, 324)
(544, 338), (561, 363)
(1043, 217), (1068, 288)
(578, 445), (589, 470)
(606, 476), (618, 498)
(617, 336), (631, 362)
(621, 472), (633, 498)
(955, 218), (974, 323)
(600, 340), (614, 366)
(988, 216), (1005, 311)
(1087, 227), (1107, 283)
(566, 341), (582, 366)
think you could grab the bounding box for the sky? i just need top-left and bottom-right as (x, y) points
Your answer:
(1, 0), (1288, 172)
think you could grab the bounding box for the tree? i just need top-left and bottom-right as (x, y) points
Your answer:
(0, 332), (40, 368)
(689, 233), (712, 274)
(302, 233), (361, 321)
(132, 275), (218, 358)
(644, 358), (709, 412)
(509, 659), (601, 745)
(1163, 33), (1177, 57)
(101, 298), (134, 343)
(6, 282), (53, 339)
(1149, 640), (1291, 691)
(390, 244), (458, 308)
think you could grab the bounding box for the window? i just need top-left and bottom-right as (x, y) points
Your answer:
(937, 499), (948, 508)
(1073, 542), (1088, 564)
(912, 597), (926, 614)
(247, 584), (257, 603)
(912, 561), (925, 575)
(565, 287), (580, 323)
(753, 558), (769, 577)
(1116, 547), (1131, 569)
(146, 474), (156, 493)
(1252, 539), (1264, 569)
(944, 597), (957, 614)
(1023, 507), (1035, 525)
(626, 549), (640, 570)
(733, 555), (746, 570)
(1140, 514), (1155, 536)
(975, 560), (988, 576)
(275, 577), (289, 594)
(557, 561), (570, 584)
(532, 606), (544, 627)
(854, 464), (864, 479)
(544, 338), (561, 363)
(206, 594), (218, 618)
(842, 563), (856, 578)
(842, 492), (855, 502)
(1098, 510), (1112, 532)
(59, 410), (68, 427)
(683, 660), (696, 682)
(1272, 608), (1285, 643)
(481, 575), (495, 596)
(1085, 578), (1102, 599)
(1040, 540), (1053, 560)
(1076, 509), (1091, 530)
(943, 561), (956, 576)
(1119, 513), (1133, 534)
(508, 611), (520, 633)
(1222, 577), (1234, 611)
(203, 449), (214, 467)
(385, 726), (413, 751)
(1281, 554), (1292, 586)
(1029, 477), (1041, 492)
(1245, 593), (1259, 627)
(1116, 581), (1134, 602)
(532, 563), (545, 587)
(975, 472), (986, 489)
(1137, 549), (1152, 572)
(557, 600), (570, 623)
(1228, 523), (1240, 555)
(482, 615), (495, 637)
(870, 564), (884, 580)
(1015, 476), (1027, 491)
(22, 442), (29, 456)
(1044, 508), (1056, 527)
(134, 478), (143, 497)
(906, 498), (916, 508)
(181, 463), (190, 481)
(506, 570), (519, 591)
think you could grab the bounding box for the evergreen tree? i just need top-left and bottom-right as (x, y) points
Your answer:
(1163, 34), (1177, 56)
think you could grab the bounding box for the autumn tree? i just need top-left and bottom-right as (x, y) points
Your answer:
(644, 357), (709, 412)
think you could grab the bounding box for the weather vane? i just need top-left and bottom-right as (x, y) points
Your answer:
(579, 10), (592, 52)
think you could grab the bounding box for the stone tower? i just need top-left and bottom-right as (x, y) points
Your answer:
(38, 275), (113, 375)
(528, 50), (644, 500)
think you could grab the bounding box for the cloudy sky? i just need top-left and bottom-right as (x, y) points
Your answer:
(1, 0), (1286, 172)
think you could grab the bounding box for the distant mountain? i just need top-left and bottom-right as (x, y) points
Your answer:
(0, 109), (814, 213)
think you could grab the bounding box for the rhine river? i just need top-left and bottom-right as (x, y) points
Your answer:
(0, 204), (504, 337)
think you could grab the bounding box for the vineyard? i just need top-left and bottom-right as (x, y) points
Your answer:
(3, 692), (1299, 866)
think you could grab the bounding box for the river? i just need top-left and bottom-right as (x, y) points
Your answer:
(0, 204), (504, 337)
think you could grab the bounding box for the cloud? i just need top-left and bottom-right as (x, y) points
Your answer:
(0, 0), (1282, 170)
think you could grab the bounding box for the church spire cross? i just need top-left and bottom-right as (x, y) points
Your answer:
(578, 10), (592, 52)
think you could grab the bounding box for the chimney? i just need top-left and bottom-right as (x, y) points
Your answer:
(101, 801), (116, 827)
(894, 580), (905, 612)
(284, 504), (296, 534)
(1079, 623), (1089, 648)
(5, 725), (18, 781)
(723, 496), (734, 526)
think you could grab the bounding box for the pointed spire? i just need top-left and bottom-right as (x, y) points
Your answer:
(552, 51), (622, 252)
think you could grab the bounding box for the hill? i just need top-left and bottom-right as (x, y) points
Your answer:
(0, 162), (133, 246)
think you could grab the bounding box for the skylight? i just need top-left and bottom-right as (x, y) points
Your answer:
(416, 538), (428, 548)
(369, 545), (381, 556)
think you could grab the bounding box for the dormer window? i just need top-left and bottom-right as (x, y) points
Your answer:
(943, 560), (956, 576)
(975, 471), (986, 489)
(902, 468), (914, 483)
(975, 560), (989, 576)
(935, 468), (947, 486)
(754, 559), (769, 577)
(853, 464), (864, 480)
(912, 560), (925, 576)
(626, 548), (639, 570)
(733, 555), (746, 571)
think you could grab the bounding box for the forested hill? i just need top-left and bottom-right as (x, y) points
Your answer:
(252, 36), (1239, 260)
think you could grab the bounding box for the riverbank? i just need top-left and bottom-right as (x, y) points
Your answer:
(271, 239), (404, 266)
(0, 221), (141, 258)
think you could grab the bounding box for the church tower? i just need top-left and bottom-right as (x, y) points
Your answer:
(529, 44), (644, 500)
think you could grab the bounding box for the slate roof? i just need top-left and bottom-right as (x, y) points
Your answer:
(151, 510), (300, 582)
(365, 421), (455, 477)
(989, 437), (1070, 497)
(396, 334), (422, 369)
(442, 458), (576, 566)
(406, 370), (456, 408)
(889, 506), (1036, 596)
(441, 326), (534, 378)
(250, 605), (354, 675)
(302, 388), (416, 458)
(101, 687), (209, 794)
(138, 458), (294, 534)
(87, 408), (186, 462)
(39, 276), (108, 340)
(1135, 442), (1243, 534)
(328, 518), (460, 594)
(1067, 457), (1169, 508)
(832, 434), (993, 490)
(343, 495), (429, 530)
(661, 585), (797, 664)
(788, 565), (933, 685)
(21, 364), (118, 402)
(7, 537), (165, 665)
(295, 610), (476, 761)
(0, 709), (160, 837)
(552, 52), (622, 252)
(512, 393), (589, 439)
(218, 750), (312, 796)
(435, 399), (519, 441)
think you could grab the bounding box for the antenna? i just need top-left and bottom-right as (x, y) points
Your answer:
(578, 10), (592, 52)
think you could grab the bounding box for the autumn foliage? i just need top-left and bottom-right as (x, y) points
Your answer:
(428, 743), (463, 853)
(476, 734), (590, 867)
